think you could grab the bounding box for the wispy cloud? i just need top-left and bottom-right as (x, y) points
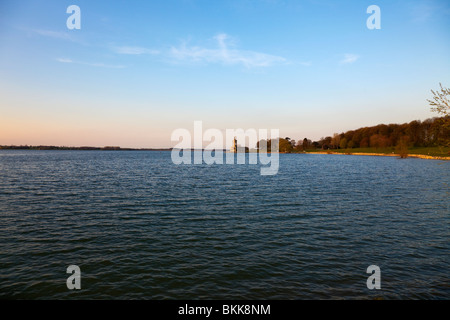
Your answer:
(56, 58), (74, 63)
(299, 61), (312, 67)
(113, 46), (160, 55)
(410, 3), (434, 22)
(340, 54), (359, 65)
(170, 33), (287, 68)
(56, 58), (125, 69)
(28, 28), (88, 45)
(34, 29), (73, 40)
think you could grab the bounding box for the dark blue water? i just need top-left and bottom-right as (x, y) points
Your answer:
(0, 150), (448, 299)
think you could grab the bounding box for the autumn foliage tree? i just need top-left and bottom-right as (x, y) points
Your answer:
(278, 138), (293, 153)
(312, 117), (447, 150)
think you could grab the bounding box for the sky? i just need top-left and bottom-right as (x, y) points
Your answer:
(0, 0), (449, 148)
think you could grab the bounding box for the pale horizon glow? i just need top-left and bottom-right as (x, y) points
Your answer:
(0, 0), (449, 148)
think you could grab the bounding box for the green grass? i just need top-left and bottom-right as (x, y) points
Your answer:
(405, 147), (450, 157)
(306, 146), (450, 157)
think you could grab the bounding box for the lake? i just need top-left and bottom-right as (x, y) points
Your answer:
(0, 150), (448, 299)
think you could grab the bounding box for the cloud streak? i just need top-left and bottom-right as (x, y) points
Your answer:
(113, 46), (160, 55)
(30, 29), (87, 45)
(410, 3), (434, 22)
(340, 54), (359, 65)
(170, 34), (287, 68)
(34, 29), (73, 40)
(57, 58), (125, 69)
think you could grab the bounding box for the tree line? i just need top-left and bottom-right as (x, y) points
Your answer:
(257, 116), (449, 153)
(261, 84), (450, 153)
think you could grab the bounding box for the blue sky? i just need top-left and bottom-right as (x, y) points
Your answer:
(1, 0), (449, 148)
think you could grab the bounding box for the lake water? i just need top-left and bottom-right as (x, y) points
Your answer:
(0, 150), (448, 299)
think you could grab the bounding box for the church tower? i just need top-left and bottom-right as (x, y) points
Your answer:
(231, 137), (237, 153)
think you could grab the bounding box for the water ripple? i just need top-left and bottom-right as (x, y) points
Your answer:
(0, 150), (449, 299)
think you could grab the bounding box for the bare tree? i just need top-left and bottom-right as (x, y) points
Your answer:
(428, 83), (449, 116)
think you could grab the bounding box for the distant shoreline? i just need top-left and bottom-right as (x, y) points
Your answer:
(1, 146), (449, 160)
(0, 146), (233, 152)
(0, 146), (173, 151)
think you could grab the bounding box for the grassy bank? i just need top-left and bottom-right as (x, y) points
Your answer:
(305, 146), (450, 159)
